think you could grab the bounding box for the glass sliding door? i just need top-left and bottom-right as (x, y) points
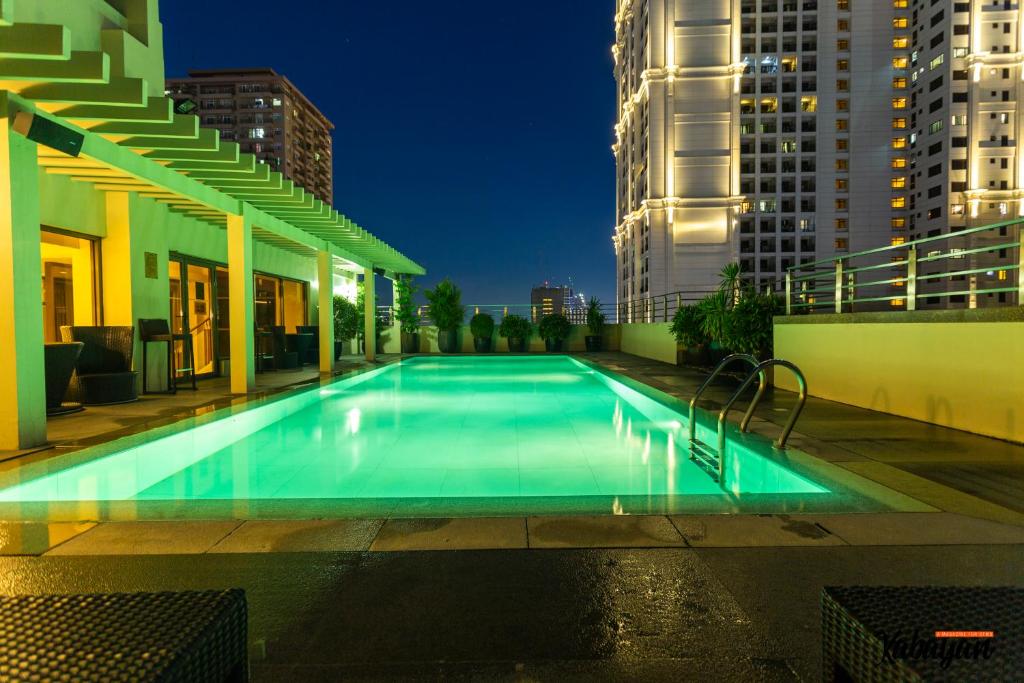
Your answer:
(168, 255), (220, 379)
(40, 229), (99, 342)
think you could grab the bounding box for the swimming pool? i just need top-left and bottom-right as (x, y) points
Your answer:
(0, 356), (915, 519)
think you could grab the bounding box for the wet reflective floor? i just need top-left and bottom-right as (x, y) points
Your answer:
(1, 544), (1020, 681)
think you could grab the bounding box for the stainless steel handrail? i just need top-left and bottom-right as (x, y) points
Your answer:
(718, 359), (808, 459)
(688, 353), (766, 481)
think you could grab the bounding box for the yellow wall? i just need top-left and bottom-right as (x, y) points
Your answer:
(775, 316), (1024, 443)
(620, 322), (677, 365)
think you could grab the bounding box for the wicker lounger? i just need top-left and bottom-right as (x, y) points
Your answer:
(822, 586), (1022, 682)
(0, 590), (247, 682)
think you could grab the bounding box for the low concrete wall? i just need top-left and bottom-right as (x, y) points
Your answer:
(774, 309), (1024, 443)
(620, 322), (677, 365)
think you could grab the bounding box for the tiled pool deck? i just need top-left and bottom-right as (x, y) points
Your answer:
(0, 352), (1021, 680)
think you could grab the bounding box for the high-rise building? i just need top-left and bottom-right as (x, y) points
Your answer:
(531, 284), (567, 322)
(166, 68), (334, 204)
(613, 0), (1020, 315)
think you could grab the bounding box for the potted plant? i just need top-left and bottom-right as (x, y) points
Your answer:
(332, 295), (359, 360)
(722, 292), (782, 360)
(584, 297), (606, 352)
(356, 281), (386, 354)
(425, 277), (465, 353)
(499, 314), (532, 352)
(394, 278), (420, 354)
(670, 304), (710, 366)
(470, 312), (495, 353)
(538, 313), (571, 352)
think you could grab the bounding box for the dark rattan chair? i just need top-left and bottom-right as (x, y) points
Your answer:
(60, 326), (139, 405)
(44, 342), (84, 416)
(271, 326), (300, 370)
(296, 325), (320, 365)
(0, 590), (247, 682)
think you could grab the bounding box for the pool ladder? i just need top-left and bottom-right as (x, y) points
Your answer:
(687, 354), (808, 484)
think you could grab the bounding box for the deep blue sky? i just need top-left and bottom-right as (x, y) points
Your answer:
(160, 1), (617, 306)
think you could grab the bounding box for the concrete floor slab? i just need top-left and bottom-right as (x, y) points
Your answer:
(209, 520), (384, 553)
(0, 522), (95, 555)
(670, 514), (846, 547)
(45, 521), (241, 555)
(807, 512), (1024, 545)
(527, 515), (685, 548)
(370, 517), (527, 551)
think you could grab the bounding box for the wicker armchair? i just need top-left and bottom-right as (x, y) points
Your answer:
(297, 325), (320, 365)
(44, 342), (84, 415)
(60, 326), (139, 405)
(270, 326), (300, 370)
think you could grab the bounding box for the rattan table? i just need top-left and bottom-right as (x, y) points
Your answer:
(822, 586), (1022, 682)
(0, 590), (247, 682)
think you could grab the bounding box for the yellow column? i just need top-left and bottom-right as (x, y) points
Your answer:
(317, 250), (334, 373)
(363, 267), (376, 362)
(227, 213), (255, 394)
(0, 97), (46, 449)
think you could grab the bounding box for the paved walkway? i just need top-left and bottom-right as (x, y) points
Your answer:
(581, 352), (1024, 527)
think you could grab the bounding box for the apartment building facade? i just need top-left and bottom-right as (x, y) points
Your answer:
(613, 0), (1021, 315)
(166, 69), (335, 204)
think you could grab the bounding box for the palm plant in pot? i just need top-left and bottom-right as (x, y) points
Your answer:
(498, 314), (532, 352)
(425, 278), (465, 353)
(584, 297), (606, 351)
(538, 313), (571, 352)
(722, 291), (782, 360)
(669, 303), (710, 366)
(470, 312), (495, 352)
(697, 289), (730, 364)
(332, 295), (359, 360)
(394, 278), (420, 354)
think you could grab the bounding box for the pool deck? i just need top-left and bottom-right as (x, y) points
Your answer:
(0, 351), (1021, 680)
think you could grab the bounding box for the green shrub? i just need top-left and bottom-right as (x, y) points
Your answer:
(586, 297), (606, 336)
(669, 304), (708, 348)
(424, 278), (465, 332)
(498, 314), (532, 339)
(333, 295), (359, 340)
(355, 281), (386, 339)
(393, 278), (420, 335)
(470, 312), (495, 339)
(723, 292), (782, 359)
(538, 313), (571, 342)
(697, 290), (730, 345)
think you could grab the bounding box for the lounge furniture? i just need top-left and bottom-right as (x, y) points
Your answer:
(296, 325), (320, 365)
(286, 331), (314, 367)
(60, 326), (138, 405)
(271, 326), (300, 370)
(139, 318), (197, 394)
(0, 590), (247, 682)
(43, 342), (84, 415)
(822, 586), (1021, 682)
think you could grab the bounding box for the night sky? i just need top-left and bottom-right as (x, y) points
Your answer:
(160, 1), (618, 306)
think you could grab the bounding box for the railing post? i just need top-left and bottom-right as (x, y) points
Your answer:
(969, 275), (978, 309)
(906, 246), (917, 311)
(785, 272), (792, 315)
(847, 272), (856, 313)
(834, 259), (844, 313)
(676, 293), (682, 317)
(475, 306), (479, 315)
(663, 294), (669, 322)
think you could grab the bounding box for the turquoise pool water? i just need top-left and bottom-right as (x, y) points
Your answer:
(0, 357), (830, 511)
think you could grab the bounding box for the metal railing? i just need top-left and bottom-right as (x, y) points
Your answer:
(785, 219), (1024, 314)
(401, 290), (720, 326)
(687, 353), (807, 485)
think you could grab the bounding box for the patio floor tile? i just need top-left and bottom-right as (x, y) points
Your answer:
(0, 522), (96, 555)
(670, 514), (846, 547)
(805, 512), (1024, 545)
(45, 521), (241, 555)
(208, 519), (384, 553)
(527, 515), (685, 548)
(370, 517), (528, 551)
